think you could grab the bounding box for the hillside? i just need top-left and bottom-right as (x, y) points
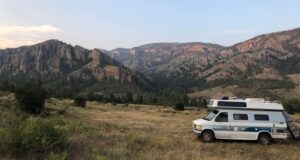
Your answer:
(198, 28), (300, 81)
(0, 40), (152, 96)
(188, 28), (300, 99)
(108, 28), (300, 81)
(108, 42), (225, 77)
(106, 28), (300, 99)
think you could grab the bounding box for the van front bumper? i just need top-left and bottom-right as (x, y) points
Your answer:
(192, 128), (202, 135)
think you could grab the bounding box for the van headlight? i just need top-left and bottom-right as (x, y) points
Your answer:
(193, 124), (201, 129)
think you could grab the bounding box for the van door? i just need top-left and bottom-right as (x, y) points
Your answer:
(230, 113), (256, 140)
(213, 112), (231, 139)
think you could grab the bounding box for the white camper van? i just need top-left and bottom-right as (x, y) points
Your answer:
(192, 98), (299, 145)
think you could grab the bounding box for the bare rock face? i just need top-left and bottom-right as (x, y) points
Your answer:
(0, 40), (147, 88)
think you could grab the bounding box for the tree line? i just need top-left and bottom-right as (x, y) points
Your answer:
(85, 91), (208, 108)
(2, 79), (300, 113)
(0, 80), (208, 110)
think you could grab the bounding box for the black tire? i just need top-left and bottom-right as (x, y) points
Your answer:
(201, 130), (215, 143)
(258, 133), (272, 145)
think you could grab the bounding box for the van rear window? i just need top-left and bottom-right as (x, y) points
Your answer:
(217, 101), (247, 107)
(254, 115), (269, 121)
(233, 114), (248, 120)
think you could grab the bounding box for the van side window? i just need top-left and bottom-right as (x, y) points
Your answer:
(233, 114), (248, 120)
(215, 112), (228, 122)
(254, 114), (269, 121)
(217, 101), (247, 107)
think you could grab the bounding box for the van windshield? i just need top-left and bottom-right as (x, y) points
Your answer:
(203, 110), (219, 121)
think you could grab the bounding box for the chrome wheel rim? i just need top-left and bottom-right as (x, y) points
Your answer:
(261, 136), (269, 144)
(203, 133), (211, 141)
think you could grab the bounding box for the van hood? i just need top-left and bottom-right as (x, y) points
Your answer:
(193, 119), (209, 125)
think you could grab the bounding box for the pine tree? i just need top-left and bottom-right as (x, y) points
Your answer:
(183, 94), (189, 106)
(125, 92), (133, 103)
(136, 94), (143, 104)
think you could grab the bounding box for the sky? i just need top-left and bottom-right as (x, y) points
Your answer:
(0, 0), (300, 50)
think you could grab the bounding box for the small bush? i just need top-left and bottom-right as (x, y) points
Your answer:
(74, 96), (87, 107)
(0, 128), (5, 151)
(283, 99), (300, 114)
(15, 81), (48, 114)
(174, 103), (185, 111)
(48, 152), (68, 160)
(0, 117), (67, 157)
(286, 106), (296, 114)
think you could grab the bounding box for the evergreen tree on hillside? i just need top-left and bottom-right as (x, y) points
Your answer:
(136, 94), (143, 104)
(183, 94), (189, 106)
(109, 93), (116, 103)
(15, 81), (48, 114)
(0, 80), (15, 92)
(125, 92), (133, 103)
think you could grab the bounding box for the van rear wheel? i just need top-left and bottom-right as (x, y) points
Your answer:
(258, 133), (272, 145)
(201, 130), (215, 143)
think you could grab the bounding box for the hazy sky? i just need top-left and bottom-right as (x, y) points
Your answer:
(1, 0), (300, 50)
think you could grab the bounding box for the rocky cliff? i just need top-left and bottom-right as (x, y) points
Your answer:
(0, 40), (150, 95)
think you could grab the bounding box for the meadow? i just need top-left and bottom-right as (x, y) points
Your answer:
(0, 93), (300, 160)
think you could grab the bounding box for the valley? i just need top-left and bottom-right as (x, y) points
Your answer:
(1, 1), (300, 160)
(1, 28), (300, 103)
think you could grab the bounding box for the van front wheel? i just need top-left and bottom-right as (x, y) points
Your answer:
(201, 130), (215, 143)
(258, 133), (272, 145)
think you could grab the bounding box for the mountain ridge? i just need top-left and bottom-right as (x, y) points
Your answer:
(104, 27), (300, 99)
(0, 39), (152, 97)
(107, 28), (300, 78)
(1, 27), (300, 99)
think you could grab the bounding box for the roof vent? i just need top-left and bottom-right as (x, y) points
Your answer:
(221, 96), (229, 100)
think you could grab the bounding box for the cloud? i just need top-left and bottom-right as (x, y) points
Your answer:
(0, 25), (59, 49)
(0, 25), (59, 35)
(0, 37), (38, 48)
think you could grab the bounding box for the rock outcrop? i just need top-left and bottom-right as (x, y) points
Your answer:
(0, 40), (150, 93)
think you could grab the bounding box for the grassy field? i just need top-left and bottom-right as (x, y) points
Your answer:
(1, 93), (300, 160)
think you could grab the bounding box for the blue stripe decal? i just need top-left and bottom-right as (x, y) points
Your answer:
(244, 127), (272, 132)
(210, 126), (274, 132)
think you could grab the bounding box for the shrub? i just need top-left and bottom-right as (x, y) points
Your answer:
(0, 117), (67, 157)
(0, 80), (15, 92)
(283, 99), (300, 114)
(174, 102), (185, 111)
(48, 152), (68, 160)
(74, 96), (87, 107)
(15, 81), (48, 114)
(0, 128), (5, 152)
(285, 106), (296, 114)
